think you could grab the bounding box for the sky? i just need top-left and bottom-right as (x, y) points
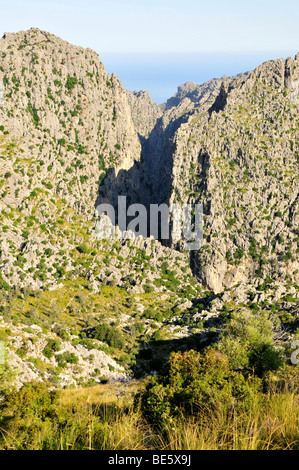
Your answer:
(0, 0), (298, 102)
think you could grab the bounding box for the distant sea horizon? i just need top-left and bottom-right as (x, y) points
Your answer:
(100, 50), (298, 105)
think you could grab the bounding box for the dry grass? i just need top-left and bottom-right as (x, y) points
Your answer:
(0, 380), (297, 450)
(60, 380), (143, 407)
(154, 389), (299, 450)
(55, 382), (298, 451)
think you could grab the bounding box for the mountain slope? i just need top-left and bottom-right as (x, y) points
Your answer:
(0, 27), (142, 290)
(126, 55), (299, 293)
(0, 28), (298, 299)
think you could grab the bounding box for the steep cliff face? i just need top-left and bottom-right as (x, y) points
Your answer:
(126, 89), (162, 139)
(150, 56), (299, 292)
(141, 78), (224, 208)
(0, 28), (142, 289)
(95, 88), (163, 211)
(0, 27), (141, 215)
(125, 56), (298, 293)
(115, 78), (226, 216)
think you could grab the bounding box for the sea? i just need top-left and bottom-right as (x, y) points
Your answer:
(100, 50), (298, 105)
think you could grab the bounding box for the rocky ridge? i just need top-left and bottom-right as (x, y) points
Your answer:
(126, 56), (299, 293)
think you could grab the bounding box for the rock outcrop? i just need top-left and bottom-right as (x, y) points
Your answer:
(126, 89), (162, 139)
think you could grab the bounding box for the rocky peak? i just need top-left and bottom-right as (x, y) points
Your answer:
(126, 89), (162, 139)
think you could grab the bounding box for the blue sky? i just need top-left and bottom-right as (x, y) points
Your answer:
(1, 1), (298, 102)
(1, 0), (298, 53)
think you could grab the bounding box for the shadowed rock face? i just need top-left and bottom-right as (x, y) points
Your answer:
(125, 55), (299, 292)
(0, 28), (298, 294)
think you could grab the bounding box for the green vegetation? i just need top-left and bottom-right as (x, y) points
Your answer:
(0, 272), (11, 290)
(0, 279), (297, 450)
(42, 339), (61, 359)
(88, 324), (126, 350)
(0, 353), (297, 450)
(217, 310), (283, 375)
(65, 74), (78, 91)
(27, 101), (39, 126)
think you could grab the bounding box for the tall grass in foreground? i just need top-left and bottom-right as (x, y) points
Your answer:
(0, 384), (297, 450)
(158, 391), (298, 450)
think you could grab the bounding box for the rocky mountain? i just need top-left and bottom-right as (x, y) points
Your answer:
(178, 58), (299, 293)
(0, 28), (298, 389)
(0, 27), (143, 291)
(126, 56), (299, 294)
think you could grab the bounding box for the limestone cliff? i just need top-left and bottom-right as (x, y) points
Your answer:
(142, 57), (299, 292)
(0, 28), (143, 289)
(126, 89), (162, 139)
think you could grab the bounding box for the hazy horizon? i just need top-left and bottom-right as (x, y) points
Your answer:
(101, 50), (298, 104)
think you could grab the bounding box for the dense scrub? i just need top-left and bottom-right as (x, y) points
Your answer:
(0, 354), (298, 450)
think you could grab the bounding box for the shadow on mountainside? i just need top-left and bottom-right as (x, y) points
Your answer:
(94, 110), (194, 236)
(132, 328), (220, 379)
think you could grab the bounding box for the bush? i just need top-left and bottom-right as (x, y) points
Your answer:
(0, 273), (10, 290)
(217, 310), (283, 375)
(53, 326), (70, 341)
(89, 324), (125, 350)
(153, 330), (162, 342)
(0, 364), (15, 399)
(57, 352), (78, 365)
(42, 339), (61, 359)
(65, 74), (78, 91)
(0, 382), (59, 448)
(76, 244), (90, 254)
(138, 349), (262, 423)
(248, 343), (284, 377)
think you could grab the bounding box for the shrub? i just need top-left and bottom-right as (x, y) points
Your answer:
(43, 339), (61, 359)
(217, 310), (283, 375)
(234, 248), (244, 260)
(0, 382), (59, 447)
(0, 364), (14, 398)
(27, 101), (39, 126)
(76, 244), (90, 254)
(53, 326), (70, 341)
(0, 273), (10, 290)
(57, 352), (78, 365)
(89, 324), (125, 350)
(65, 75), (78, 91)
(138, 349), (262, 423)
(248, 343), (284, 377)
(153, 330), (162, 341)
